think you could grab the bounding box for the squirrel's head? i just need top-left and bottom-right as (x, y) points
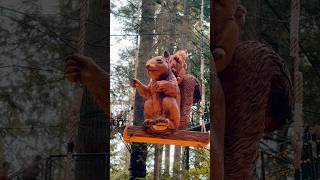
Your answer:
(146, 51), (170, 81)
(170, 49), (187, 78)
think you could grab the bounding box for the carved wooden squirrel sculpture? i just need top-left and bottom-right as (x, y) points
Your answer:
(170, 50), (201, 129)
(211, 2), (292, 179)
(130, 51), (180, 134)
(170, 50), (187, 85)
(64, 50), (201, 132)
(213, 0), (242, 72)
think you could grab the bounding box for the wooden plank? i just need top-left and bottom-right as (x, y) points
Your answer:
(123, 126), (210, 148)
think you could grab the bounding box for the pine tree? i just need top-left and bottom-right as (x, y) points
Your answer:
(129, 0), (156, 178)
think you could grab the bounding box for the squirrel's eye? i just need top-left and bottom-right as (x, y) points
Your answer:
(157, 59), (163, 63)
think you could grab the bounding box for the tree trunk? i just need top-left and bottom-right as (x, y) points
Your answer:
(290, 0), (303, 173)
(173, 146), (181, 179)
(129, 0), (155, 179)
(157, 0), (177, 54)
(179, 1), (191, 176)
(200, 0), (206, 132)
(75, 0), (109, 179)
(164, 145), (170, 178)
(162, 1), (184, 178)
(182, 147), (190, 179)
(153, 145), (163, 180)
(168, 1), (177, 54)
(180, 0), (189, 50)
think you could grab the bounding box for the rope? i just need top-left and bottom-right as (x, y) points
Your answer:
(289, 0), (303, 170)
(65, 0), (89, 179)
(78, 0), (89, 55)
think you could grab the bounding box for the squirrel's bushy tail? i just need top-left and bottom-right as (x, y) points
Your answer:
(219, 41), (293, 179)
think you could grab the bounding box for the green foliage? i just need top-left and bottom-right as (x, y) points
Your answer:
(188, 148), (210, 179)
(111, 48), (135, 111)
(110, 134), (130, 179)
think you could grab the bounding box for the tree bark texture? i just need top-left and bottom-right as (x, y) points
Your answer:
(75, 0), (109, 179)
(129, 0), (155, 179)
(153, 145), (162, 180)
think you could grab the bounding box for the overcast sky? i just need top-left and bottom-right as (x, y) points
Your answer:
(110, 0), (134, 65)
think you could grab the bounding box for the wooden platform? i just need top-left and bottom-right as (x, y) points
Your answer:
(123, 126), (210, 148)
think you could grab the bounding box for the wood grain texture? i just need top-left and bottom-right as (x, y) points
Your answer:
(123, 126), (210, 148)
(220, 41), (292, 179)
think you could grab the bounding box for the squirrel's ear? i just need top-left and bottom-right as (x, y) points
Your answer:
(163, 51), (170, 58)
(183, 49), (188, 54)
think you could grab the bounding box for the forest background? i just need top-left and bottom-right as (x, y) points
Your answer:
(0, 0), (319, 179)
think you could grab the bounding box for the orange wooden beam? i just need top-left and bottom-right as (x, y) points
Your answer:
(123, 126), (210, 148)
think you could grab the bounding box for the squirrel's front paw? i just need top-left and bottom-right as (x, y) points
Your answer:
(150, 117), (169, 132)
(130, 79), (140, 88)
(143, 119), (156, 128)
